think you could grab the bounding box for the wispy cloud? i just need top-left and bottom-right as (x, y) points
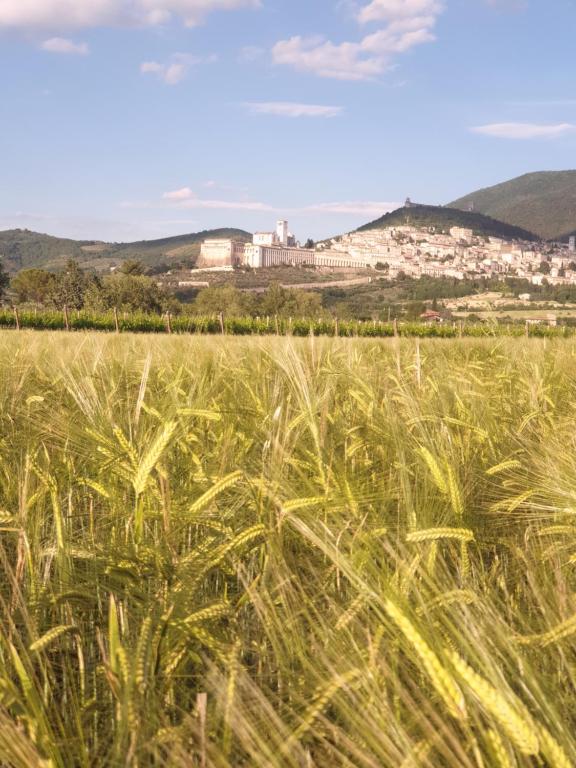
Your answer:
(471, 122), (576, 139)
(128, 189), (401, 218)
(161, 188), (274, 211)
(0, 0), (260, 30)
(304, 201), (400, 215)
(41, 37), (89, 55)
(163, 187), (195, 200)
(273, 0), (444, 80)
(244, 102), (343, 118)
(141, 53), (215, 84)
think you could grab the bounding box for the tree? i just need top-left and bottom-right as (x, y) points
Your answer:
(85, 274), (170, 314)
(404, 301), (426, 320)
(118, 260), (145, 276)
(11, 269), (56, 305)
(260, 282), (288, 316)
(539, 261), (551, 275)
(51, 260), (88, 309)
(305, 239), (315, 249)
(282, 289), (324, 318)
(0, 261), (8, 299)
(193, 286), (253, 317)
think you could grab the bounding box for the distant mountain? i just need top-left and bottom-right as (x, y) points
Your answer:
(356, 203), (538, 241)
(0, 228), (252, 273)
(449, 171), (576, 241)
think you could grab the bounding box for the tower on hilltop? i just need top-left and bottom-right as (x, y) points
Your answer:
(405, 197), (412, 209)
(276, 220), (288, 247)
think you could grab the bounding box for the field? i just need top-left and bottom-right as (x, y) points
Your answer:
(0, 332), (575, 767)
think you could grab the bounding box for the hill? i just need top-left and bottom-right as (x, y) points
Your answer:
(449, 171), (576, 241)
(0, 228), (252, 273)
(355, 203), (538, 241)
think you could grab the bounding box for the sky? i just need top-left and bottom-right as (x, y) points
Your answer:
(0, 0), (575, 243)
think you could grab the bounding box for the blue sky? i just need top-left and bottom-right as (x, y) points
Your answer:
(0, 0), (575, 243)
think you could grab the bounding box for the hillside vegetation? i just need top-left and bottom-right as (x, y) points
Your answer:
(0, 333), (575, 766)
(0, 228), (252, 273)
(449, 171), (576, 240)
(356, 204), (538, 241)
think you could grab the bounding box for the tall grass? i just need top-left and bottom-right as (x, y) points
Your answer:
(0, 332), (574, 766)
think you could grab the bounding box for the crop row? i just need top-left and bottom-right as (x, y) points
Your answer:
(0, 308), (570, 338)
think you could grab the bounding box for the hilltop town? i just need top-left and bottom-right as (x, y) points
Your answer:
(199, 202), (576, 287)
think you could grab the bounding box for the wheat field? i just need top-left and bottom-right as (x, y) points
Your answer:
(0, 332), (574, 767)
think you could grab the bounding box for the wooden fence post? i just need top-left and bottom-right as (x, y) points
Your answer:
(393, 318), (399, 338)
(525, 320), (529, 338)
(63, 305), (70, 331)
(13, 306), (20, 331)
(113, 307), (120, 334)
(334, 317), (339, 338)
(218, 312), (225, 335)
(166, 312), (173, 334)
(274, 314), (279, 336)
(459, 320), (463, 339)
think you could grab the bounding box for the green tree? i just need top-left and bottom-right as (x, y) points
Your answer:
(539, 261), (551, 275)
(85, 274), (171, 314)
(282, 289), (324, 318)
(118, 260), (146, 276)
(193, 286), (253, 316)
(0, 261), (8, 299)
(51, 260), (88, 309)
(10, 269), (56, 305)
(305, 238), (315, 249)
(260, 282), (288, 316)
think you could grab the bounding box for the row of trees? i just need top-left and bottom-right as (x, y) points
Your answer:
(9, 260), (179, 314)
(4, 260), (327, 318)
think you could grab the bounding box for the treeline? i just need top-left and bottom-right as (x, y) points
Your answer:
(9, 260), (180, 314)
(3, 260), (576, 322)
(4, 261), (328, 318)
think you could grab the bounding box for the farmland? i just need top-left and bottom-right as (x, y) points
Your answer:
(0, 332), (575, 767)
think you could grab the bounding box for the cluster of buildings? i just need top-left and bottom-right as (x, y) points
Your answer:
(199, 215), (576, 285)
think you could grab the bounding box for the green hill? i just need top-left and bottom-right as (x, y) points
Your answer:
(356, 204), (538, 241)
(0, 228), (252, 274)
(449, 171), (576, 241)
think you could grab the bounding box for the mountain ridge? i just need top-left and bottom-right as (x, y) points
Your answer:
(449, 171), (576, 240)
(355, 203), (539, 241)
(0, 227), (252, 273)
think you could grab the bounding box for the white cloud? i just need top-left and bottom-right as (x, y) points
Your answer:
(163, 187), (195, 200)
(245, 102), (343, 118)
(358, 0), (443, 24)
(471, 122), (576, 139)
(304, 201), (400, 215)
(0, 0), (259, 30)
(272, 0), (443, 80)
(41, 37), (89, 54)
(161, 189), (274, 210)
(185, 200), (274, 211)
(141, 53), (213, 84)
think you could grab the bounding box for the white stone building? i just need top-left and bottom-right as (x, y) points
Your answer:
(198, 238), (246, 268)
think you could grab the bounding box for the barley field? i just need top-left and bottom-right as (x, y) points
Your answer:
(0, 332), (575, 767)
